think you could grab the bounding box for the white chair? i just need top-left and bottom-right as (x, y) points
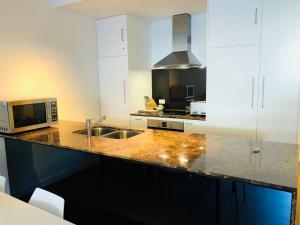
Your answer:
(29, 188), (65, 218)
(0, 175), (6, 192)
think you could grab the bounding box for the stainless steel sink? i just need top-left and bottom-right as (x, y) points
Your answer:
(74, 127), (118, 136)
(102, 130), (143, 139)
(73, 127), (143, 139)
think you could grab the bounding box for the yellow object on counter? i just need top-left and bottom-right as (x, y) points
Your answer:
(144, 96), (158, 110)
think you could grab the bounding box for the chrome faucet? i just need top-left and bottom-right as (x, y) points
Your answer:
(86, 115), (107, 138)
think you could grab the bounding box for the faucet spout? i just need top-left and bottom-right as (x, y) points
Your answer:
(86, 115), (107, 138)
(92, 115), (107, 128)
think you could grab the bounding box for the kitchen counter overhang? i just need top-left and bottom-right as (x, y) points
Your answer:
(0, 120), (298, 193)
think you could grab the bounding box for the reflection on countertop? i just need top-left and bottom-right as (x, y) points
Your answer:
(0, 120), (298, 192)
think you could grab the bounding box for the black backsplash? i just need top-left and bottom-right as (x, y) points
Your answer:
(152, 68), (206, 110)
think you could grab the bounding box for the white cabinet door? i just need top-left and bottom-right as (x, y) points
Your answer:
(98, 56), (130, 127)
(206, 45), (260, 138)
(184, 120), (207, 134)
(208, 0), (261, 48)
(130, 116), (147, 130)
(257, 0), (300, 144)
(97, 15), (127, 58)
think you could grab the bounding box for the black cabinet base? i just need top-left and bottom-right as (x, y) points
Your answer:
(6, 141), (293, 225)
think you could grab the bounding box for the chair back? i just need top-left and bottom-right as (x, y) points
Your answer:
(29, 188), (65, 218)
(0, 175), (6, 192)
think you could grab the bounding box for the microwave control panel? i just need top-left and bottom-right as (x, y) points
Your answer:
(50, 101), (58, 122)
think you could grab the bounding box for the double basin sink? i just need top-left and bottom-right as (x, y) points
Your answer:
(74, 127), (143, 139)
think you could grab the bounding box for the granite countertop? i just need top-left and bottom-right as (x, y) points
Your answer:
(0, 121), (298, 192)
(131, 112), (206, 121)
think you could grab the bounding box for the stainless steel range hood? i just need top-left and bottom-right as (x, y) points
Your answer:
(153, 14), (202, 70)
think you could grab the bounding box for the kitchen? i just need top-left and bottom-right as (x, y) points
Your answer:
(0, 0), (299, 225)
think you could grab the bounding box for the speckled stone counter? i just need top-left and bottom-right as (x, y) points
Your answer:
(0, 121), (298, 193)
(130, 112), (206, 121)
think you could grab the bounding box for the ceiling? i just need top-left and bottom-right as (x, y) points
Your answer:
(56, 0), (207, 20)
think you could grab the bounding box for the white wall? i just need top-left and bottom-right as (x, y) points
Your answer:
(191, 14), (207, 67)
(151, 13), (207, 67)
(127, 16), (152, 113)
(0, 0), (100, 122)
(151, 18), (172, 67)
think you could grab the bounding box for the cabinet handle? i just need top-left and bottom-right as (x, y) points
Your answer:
(254, 8), (258, 25)
(261, 76), (265, 108)
(185, 123), (193, 126)
(251, 77), (255, 108)
(123, 80), (126, 104)
(135, 118), (142, 121)
(121, 29), (124, 42)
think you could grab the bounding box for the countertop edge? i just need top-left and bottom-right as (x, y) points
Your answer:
(1, 133), (297, 193)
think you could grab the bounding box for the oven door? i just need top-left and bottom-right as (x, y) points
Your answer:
(8, 99), (50, 133)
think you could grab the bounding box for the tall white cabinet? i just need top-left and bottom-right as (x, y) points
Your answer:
(256, 0), (300, 143)
(207, 45), (260, 138)
(207, 0), (300, 144)
(98, 56), (130, 126)
(97, 15), (151, 127)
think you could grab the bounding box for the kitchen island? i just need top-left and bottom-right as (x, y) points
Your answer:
(1, 121), (298, 225)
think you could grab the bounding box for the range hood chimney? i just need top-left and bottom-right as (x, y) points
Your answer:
(153, 14), (202, 70)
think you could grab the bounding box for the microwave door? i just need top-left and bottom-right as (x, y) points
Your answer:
(10, 102), (49, 132)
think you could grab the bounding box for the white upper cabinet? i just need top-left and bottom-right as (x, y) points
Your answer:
(208, 0), (261, 48)
(256, 0), (300, 144)
(96, 15), (128, 58)
(206, 45), (260, 138)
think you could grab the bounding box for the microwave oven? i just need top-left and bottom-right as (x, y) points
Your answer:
(0, 98), (58, 134)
